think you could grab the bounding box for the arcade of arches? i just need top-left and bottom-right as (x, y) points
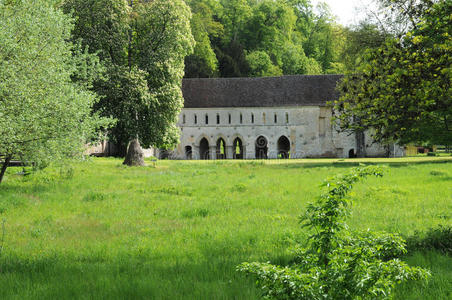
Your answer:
(186, 135), (292, 160)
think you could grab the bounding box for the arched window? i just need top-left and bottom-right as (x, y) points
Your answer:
(216, 138), (226, 159)
(185, 146), (192, 159)
(240, 113), (243, 124)
(199, 138), (210, 160)
(228, 113), (231, 124)
(285, 112), (289, 124)
(194, 114), (197, 124)
(182, 114), (186, 124)
(233, 138), (244, 159)
(274, 113), (278, 123)
(255, 136), (268, 159)
(205, 114), (209, 125)
(216, 113), (220, 124)
(263, 112), (266, 124)
(277, 136), (290, 159)
(251, 113), (254, 124)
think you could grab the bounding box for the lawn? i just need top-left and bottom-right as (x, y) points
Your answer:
(0, 157), (451, 299)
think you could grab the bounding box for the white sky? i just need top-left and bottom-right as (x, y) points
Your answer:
(311, 0), (378, 26)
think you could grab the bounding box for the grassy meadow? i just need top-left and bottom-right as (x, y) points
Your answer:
(0, 157), (451, 299)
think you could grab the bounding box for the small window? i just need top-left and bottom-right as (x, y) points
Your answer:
(285, 112), (289, 124)
(274, 113), (278, 123)
(182, 114), (186, 124)
(216, 113), (220, 124)
(251, 113), (254, 124)
(205, 114), (209, 125)
(194, 114), (197, 124)
(263, 112), (266, 124)
(228, 113), (231, 124)
(240, 113), (243, 124)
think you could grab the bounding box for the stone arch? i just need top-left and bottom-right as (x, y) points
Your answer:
(185, 145), (192, 160)
(199, 138), (210, 160)
(255, 135), (268, 159)
(216, 137), (226, 159)
(233, 137), (244, 159)
(277, 135), (290, 159)
(348, 148), (356, 158)
(195, 134), (211, 146)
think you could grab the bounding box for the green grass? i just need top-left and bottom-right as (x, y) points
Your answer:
(0, 157), (451, 299)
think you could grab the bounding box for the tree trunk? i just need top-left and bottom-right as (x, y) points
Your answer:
(356, 131), (366, 158)
(123, 139), (145, 166)
(0, 155), (12, 184)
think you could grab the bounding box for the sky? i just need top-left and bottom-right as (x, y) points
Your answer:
(311, 0), (378, 26)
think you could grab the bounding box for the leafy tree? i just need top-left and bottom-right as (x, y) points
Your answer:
(333, 1), (451, 146)
(239, 166), (430, 299)
(185, 0), (223, 78)
(339, 22), (389, 72)
(219, 0), (252, 44)
(246, 51), (282, 77)
(242, 0), (297, 61)
(64, 0), (194, 164)
(216, 40), (251, 77)
(281, 43), (322, 75)
(62, 0), (130, 65)
(289, 0), (339, 73)
(0, 0), (107, 183)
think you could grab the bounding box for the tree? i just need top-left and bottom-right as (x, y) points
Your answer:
(0, 0), (107, 183)
(333, 1), (451, 146)
(339, 22), (389, 72)
(246, 51), (282, 77)
(184, 0), (223, 78)
(63, 0), (194, 165)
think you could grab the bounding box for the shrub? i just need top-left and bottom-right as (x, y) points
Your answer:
(238, 166), (430, 299)
(426, 152), (437, 156)
(406, 225), (452, 255)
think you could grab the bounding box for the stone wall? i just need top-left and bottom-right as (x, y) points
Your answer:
(173, 106), (375, 159)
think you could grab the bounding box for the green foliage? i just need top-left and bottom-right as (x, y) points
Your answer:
(238, 166), (430, 299)
(62, 0), (130, 65)
(63, 0), (195, 151)
(246, 51), (282, 77)
(184, 0), (222, 78)
(185, 0), (345, 77)
(339, 22), (389, 72)
(334, 1), (452, 146)
(0, 0), (108, 181)
(95, 65), (153, 149)
(406, 226), (452, 256)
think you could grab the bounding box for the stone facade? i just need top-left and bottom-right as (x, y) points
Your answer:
(169, 75), (404, 160)
(172, 107), (401, 160)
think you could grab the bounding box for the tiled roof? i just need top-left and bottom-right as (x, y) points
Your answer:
(182, 75), (342, 108)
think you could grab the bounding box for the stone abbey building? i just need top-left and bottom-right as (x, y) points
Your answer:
(170, 75), (402, 160)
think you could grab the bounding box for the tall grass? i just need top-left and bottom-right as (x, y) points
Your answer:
(0, 157), (450, 299)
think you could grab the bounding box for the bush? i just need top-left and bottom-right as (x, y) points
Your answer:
(426, 152), (437, 156)
(406, 226), (452, 255)
(238, 166), (430, 299)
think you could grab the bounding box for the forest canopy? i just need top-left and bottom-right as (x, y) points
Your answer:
(184, 0), (351, 78)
